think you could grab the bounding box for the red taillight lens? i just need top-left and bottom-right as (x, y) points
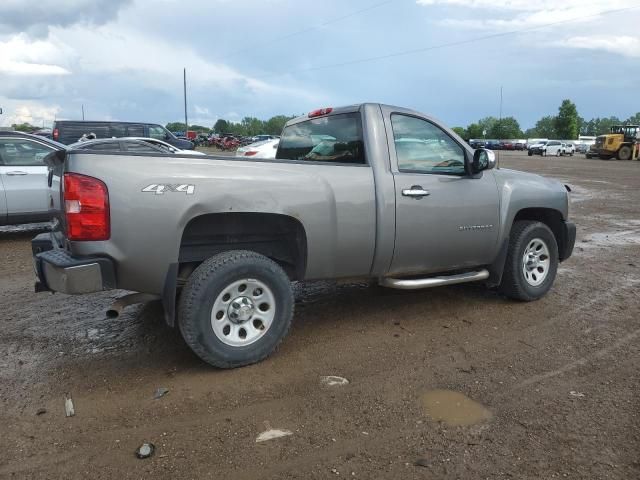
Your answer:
(63, 173), (110, 241)
(244, 151), (258, 156)
(53, 128), (59, 140)
(308, 107), (333, 118)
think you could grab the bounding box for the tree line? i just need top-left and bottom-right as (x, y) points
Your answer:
(166, 115), (295, 137)
(453, 100), (640, 140)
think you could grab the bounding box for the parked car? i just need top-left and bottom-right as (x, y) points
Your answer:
(528, 141), (547, 156)
(574, 143), (588, 153)
(67, 137), (206, 155)
(235, 139), (280, 159)
(485, 140), (502, 150)
(527, 138), (549, 149)
(31, 129), (53, 139)
(562, 143), (575, 156)
(514, 140), (527, 151)
(0, 131), (65, 225)
(500, 141), (515, 150)
(52, 121), (194, 150)
(542, 141), (564, 156)
(33, 102), (575, 368)
(251, 135), (277, 143)
(468, 139), (486, 149)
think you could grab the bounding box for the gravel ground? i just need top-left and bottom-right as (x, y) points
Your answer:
(0, 151), (638, 479)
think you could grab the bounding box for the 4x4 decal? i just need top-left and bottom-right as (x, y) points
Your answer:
(142, 184), (195, 195)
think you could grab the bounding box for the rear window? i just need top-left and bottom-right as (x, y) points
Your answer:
(277, 113), (365, 164)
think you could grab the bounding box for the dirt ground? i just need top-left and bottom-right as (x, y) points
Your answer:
(1, 151), (639, 479)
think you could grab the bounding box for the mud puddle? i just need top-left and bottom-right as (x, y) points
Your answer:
(421, 390), (492, 426)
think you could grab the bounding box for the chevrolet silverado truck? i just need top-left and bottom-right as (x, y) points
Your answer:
(32, 103), (576, 368)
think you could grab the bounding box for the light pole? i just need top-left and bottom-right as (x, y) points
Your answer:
(183, 68), (188, 134)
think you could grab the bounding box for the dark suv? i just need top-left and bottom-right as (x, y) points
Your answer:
(52, 121), (194, 149)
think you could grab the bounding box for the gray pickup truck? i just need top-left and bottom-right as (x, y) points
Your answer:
(33, 103), (575, 368)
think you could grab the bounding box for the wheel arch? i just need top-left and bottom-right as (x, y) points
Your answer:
(511, 208), (569, 259)
(179, 212), (308, 280)
(162, 212), (307, 328)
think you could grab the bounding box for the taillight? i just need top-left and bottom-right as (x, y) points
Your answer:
(308, 107), (333, 118)
(244, 151), (258, 156)
(53, 128), (59, 140)
(63, 173), (110, 241)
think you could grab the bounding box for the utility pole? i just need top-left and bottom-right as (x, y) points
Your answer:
(81, 104), (85, 121)
(498, 85), (503, 139)
(183, 68), (188, 134)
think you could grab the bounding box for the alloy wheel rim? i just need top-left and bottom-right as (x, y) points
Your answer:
(211, 278), (276, 347)
(522, 238), (551, 287)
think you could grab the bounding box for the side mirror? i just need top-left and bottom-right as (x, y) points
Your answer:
(472, 148), (496, 174)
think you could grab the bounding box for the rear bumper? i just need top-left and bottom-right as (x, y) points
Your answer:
(559, 221), (576, 262)
(32, 233), (116, 294)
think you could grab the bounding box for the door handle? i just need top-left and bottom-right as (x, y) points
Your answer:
(6, 171), (28, 176)
(402, 185), (430, 198)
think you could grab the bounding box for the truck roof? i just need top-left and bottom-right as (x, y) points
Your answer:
(284, 103), (438, 127)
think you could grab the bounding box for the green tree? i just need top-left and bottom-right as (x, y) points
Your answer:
(533, 116), (557, 138)
(213, 119), (230, 134)
(239, 117), (264, 136)
(625, 112), (640, 125)
(488, 117), (522, 139)
(465, 122), (484, 139)
(265, 115), (294, 136)
(165, 122), (186, 132)
(11, 122), (37, 132)
(188, 124), (210, 133)
(555, 99), (579, 139)
(452, 126), (466, 138)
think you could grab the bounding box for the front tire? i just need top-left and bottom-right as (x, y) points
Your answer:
(499, 221), (559, 301)
(178, 250), (294, 368)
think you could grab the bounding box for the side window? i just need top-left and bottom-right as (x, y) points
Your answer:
(0, 139), (54, 166)
(110, 125), (126, 138)
(127, 125), (145, 137)
(77, 142), (122, 151)
(390, 115), (466, 175)
(124, 141), (162, 154)
(148, 125), (168, 140)
(277, 113), (365, 164)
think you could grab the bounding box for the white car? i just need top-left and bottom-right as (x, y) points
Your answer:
(236, 139), (279, 159)
(562, 143), (575, 156)
(541, 140), (564, 157)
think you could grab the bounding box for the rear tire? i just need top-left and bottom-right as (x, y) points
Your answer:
(178, 250), (294, 368)
(499, 221), (559, 301)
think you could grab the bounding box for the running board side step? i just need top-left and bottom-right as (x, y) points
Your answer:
(379, 269), (490, 290)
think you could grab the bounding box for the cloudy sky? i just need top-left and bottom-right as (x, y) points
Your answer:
(1, 0), (639, 130)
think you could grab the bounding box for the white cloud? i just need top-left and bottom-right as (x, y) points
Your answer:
(0, 34), (71, 75)
(418, 0), (639, 30)
(558, 35), (640, 58)
(50, 24), (316, 100)
(0, 101), (61, 127)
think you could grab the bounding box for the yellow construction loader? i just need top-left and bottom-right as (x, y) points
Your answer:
(587, 125), (640, 160)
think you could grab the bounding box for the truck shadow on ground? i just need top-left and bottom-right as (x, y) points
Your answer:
(60, 280), (509, 376)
